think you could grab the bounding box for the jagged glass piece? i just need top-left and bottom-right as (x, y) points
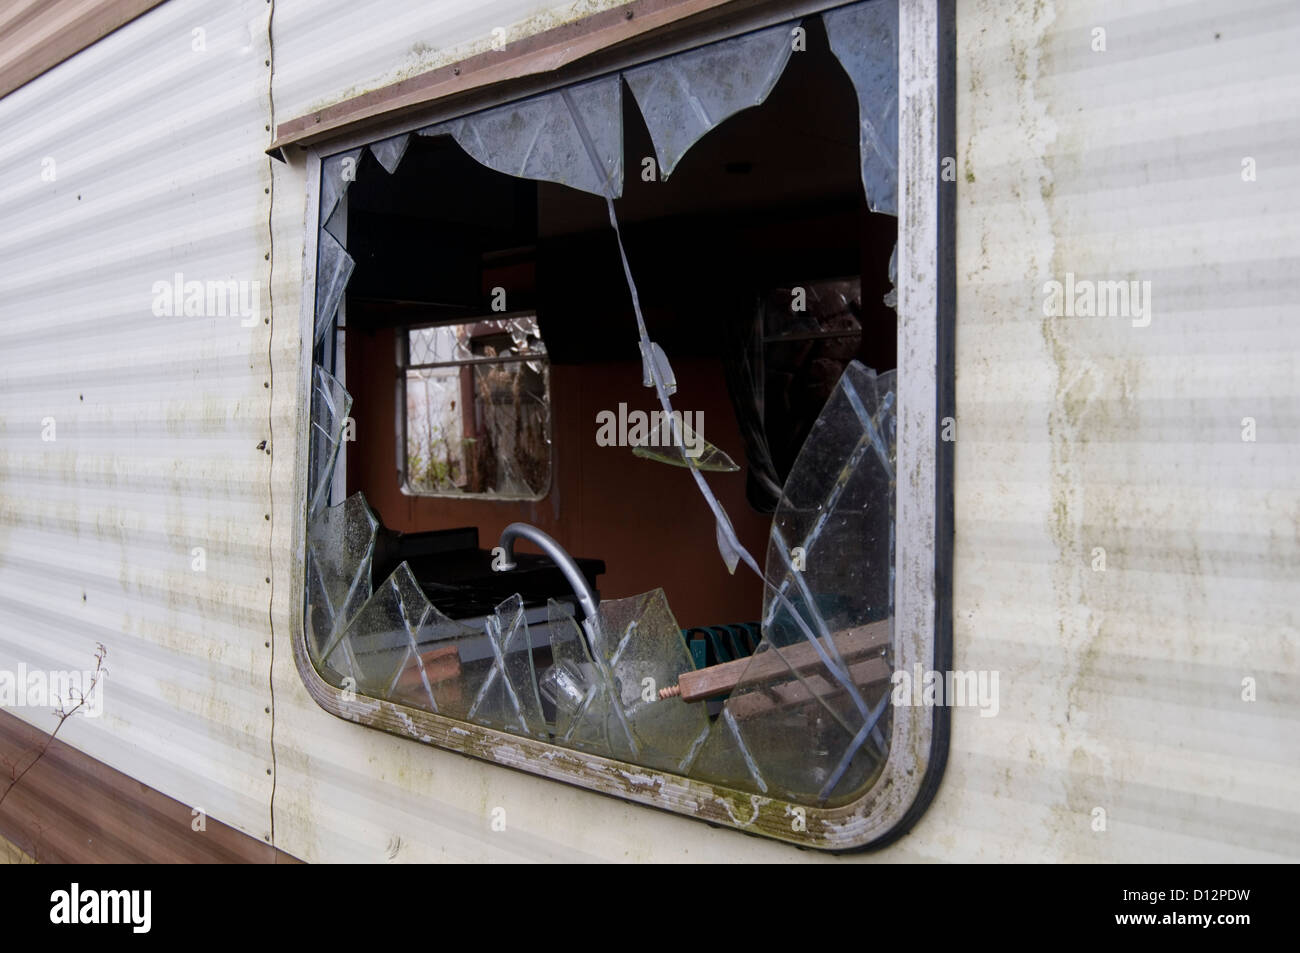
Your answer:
(305, 493), (379, 678)
(320, 147), (363, 234)
(689, 707), (769, 794)
(884, 242), (898, 308)
(631, 418), (740, 472)
(308, 365), (352, 522)
(765, 362), (893, 639)
(332, 563), (440, 706)
(823, 0), (899, 215)
(623, 20), (794, 180)
(401, 606), (489, 720)
(592, 590), (711, 773)
(370, 133), (410, 174)
(314, 229), (354, 347)
(465, 594), (546, 738)
(422, 74), (624, 198)
(543, 599), (637, 759)
(690, 361), (896, 804)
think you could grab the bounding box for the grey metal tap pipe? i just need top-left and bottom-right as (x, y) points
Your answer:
(497, 522), (601, 648)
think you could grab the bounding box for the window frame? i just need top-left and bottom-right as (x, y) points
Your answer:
(292, 0), (955, 852)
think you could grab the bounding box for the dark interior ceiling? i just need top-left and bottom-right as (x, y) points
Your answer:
(343, 15), (896, 365)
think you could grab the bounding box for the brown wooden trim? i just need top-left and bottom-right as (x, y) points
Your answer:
(0, 0), (169, 101)
(271, 0), (752, 153)
(0, 708), (301, 864)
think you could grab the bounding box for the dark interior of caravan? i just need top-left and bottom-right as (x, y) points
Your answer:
(334, 20), (895, 654)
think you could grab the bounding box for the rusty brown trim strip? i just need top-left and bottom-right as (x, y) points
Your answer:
(270, 0), (749, 153)
(0, 0), (169, 102)
(0, 708), (302, 863)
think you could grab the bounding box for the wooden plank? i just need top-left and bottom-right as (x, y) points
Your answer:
(727, 657), (892, 721)
(671, 619), (890, 702)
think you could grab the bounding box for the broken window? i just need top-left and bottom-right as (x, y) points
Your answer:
(399, 316), (551, 499)
(299, 0), (946, 849)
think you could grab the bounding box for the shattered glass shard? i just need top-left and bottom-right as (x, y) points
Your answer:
(689, 706), (769, 794)
(465, 594), (546, 738)
(883, 242), (898, 309)
(688, 361), (897, 803)
(544, 599), (637, 759)
(308, 365), (352, 522)
(320, 147), (363, 234)
(823, 0), (899, 215)
(403, 606), (487, 720)
(422, 74), (624, 198)
(630, 419), (740, 472)
(764, 361), (894, 640)
(306, 492), (380, 671)
(314, 229), (354, 348)
(369, 133), (410, 174)
(623, 20), (794, 180)
(592, 590), (711, 773)
(334, 562), (438, 706)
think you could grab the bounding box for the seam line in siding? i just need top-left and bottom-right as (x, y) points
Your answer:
(265, 0), (280, 858)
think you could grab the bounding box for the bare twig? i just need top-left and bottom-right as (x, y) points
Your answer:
(0, 643), (107, 812)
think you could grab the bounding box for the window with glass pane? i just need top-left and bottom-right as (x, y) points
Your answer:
(401, 316), (551, 499)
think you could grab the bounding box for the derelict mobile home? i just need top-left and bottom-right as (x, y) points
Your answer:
(0, 0), (1296, 863)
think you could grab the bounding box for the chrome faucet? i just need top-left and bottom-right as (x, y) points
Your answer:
(497, 522), (600, 650)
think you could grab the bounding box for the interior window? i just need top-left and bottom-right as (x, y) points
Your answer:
(399, 316), (551, 499)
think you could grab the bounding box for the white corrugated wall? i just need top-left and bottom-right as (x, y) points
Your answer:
(0, 0), (278, 841)
(935, 0), (1300, 861)
(1, 0), (1295, 862)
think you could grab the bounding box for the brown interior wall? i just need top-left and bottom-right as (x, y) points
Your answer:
(346, 325), (768, 629)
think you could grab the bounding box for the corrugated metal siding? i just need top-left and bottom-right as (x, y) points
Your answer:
(4, 0), (1295, 864)
(0, 0), (278, 843)
(927, 0), (1300, 860)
